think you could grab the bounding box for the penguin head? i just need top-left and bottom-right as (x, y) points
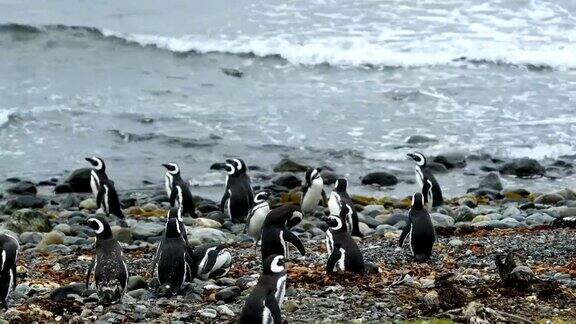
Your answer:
(166, 207), (184, 223)
(263, 254), (285, 274)
(165, 218), (182, 238)
(85, 157), (105, 172)
(162, 162), (180, 175)
(411, 192), (425, 210)
(86, 217), (112, 239)
(253, 191), (270, 204)
(225, 158), (246, 176)
(334, 178), (347, 192)
(305, 168), (323, 186)
(407, 152), (427, 167)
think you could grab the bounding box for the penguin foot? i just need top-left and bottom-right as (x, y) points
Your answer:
(364, 262), (380, 275)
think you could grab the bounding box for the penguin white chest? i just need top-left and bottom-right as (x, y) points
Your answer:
(302, 178), (323, 214)
(336, 248), (346, 272)
(165, 174), (173, 198)
(415, 166), (424, 191)
(176, 186), (183, 207)
(328, 192), (341, 215)
(248, 204), (270, 240)
(325, 230), (334, 256)
(275, 274), (287, 305)
(90, 171), (99, 198)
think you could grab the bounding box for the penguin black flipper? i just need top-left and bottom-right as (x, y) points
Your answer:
(283, 230), (305, 256)
(86, 257), (95, 289)
(220, 190), (230, 213)
(96, 187), (104, 210)
(398, 223), (411, 247)
(350, 210), (363, 238)
(326, 248), (342, 274)
(321, 189), (328, 208)
(429, 175), (444, 207)
(265, 292), (282, 324)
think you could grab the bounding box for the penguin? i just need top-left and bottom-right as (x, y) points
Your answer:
(261, 204), (305, 261)
(220, 158), (254, 223)
(300, 168), (326, 216)
(151, 207), (189, 275)
(85, 157), (125, 223)
(407, 152), (443, 209)
(0, 234), (19, 308)
(188, 243), (233, 280)
(323, 204), (365, 274)
(85, 217), (128, 303)
(154, 218), (191, 295)
(245, 191), (271, 242)
(162, 162), (196, 217)
(328, 179), (363, 238)
(398, 192), (436, 262)
(85, 156), (107, 199)
(239, 254), (287, 324)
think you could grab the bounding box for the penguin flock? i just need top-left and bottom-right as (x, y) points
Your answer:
(0, 151), (443, 323)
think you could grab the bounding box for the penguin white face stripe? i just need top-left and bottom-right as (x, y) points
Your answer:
(88, 218), (105, 234)
(334, 179), (339, 189)
(225, 163), (236, 175)
(233, 159), (243, 171)
(291, 211), (303, 223)
(270, 255), (285, 273)
(166, 163), (179, 175)
(328, 216), (342, 231)
(91, 157), (104, 171)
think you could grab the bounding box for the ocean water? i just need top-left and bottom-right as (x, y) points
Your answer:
(1, 0), (575, 200)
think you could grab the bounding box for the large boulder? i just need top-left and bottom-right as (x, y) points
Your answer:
(499, 159), (545, 178)
(272, 174), (301, 189)
(406, 135), (438, 145)
(131, 222), (164, 240)
(479, 172), (503, 191)
(6, 209), (52, 233)
(54, 168), (92, 194)
(187, 228), (228, 245)
(361, 172), (398, 187)
(3, 196), (46, 213)
(7, 181), (37, 195)
(433, 153), (466, 169)
(273, 159), (309, 173)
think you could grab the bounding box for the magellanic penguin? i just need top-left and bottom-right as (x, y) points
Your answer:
(162, 162), (196, 217)
(0, 234), (19, 308)
(220, 158), (254, 223)
(150, 207), (189, 276)
(407, 152), (443, 210)
(245, 191), (271, 242)
(85, 157), (126, 223)
(323, 204), (365, 274)
(240, 254), (287, 324)
(154, 218), (192, 295)
(85, 217), (128, 304)
(261, 204), (305, 262)
(399, 193), (436, 262)
(301, 168), (327, 216)
(328, 179), (363, 238)
(188, 243), (233, 280)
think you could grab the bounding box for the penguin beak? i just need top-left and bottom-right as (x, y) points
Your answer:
(320, 216), (329, 223)
(161, 163), (170, 169)
(85, 157), (95, 165)
(406, 153), (416, 160)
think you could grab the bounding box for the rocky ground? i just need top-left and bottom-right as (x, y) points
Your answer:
(0, 162), (575, 323)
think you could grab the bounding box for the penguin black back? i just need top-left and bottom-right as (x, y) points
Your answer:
(0, 234), (19, 308)
(155, 218), (191, 295)
(220, 158), (253, 223)
(323, 204), (365, 274)
(240, 254), (286, 324)
(399, 193), (436, 262)
(85, 217), (128, 303)
(163, 162), (196, 217)
(261, 204), (305, 261)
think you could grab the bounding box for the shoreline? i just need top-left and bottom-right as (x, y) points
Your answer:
(0, 164), (575, 322)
